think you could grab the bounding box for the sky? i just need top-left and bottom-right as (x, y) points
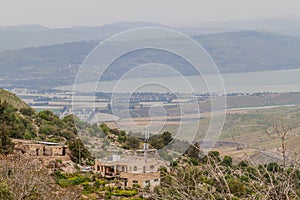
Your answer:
(1, 0), (300, 28)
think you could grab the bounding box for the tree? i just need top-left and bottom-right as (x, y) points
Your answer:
(149, 132), (173, 150)
(185, 142), (201, 160)
(20, 107), (35, 116)
(0, 155), (80, 200)
(149, 135), (164, 149)
(266, 117), (291, 168)
(67, 139), (91, 163)
(125, 136), (140, 149)
(221, 156), (233, 167)
(0, 100), (15, 154)
(162, 131), (172, 145)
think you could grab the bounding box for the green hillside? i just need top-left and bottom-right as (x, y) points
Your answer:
(0, 88), (30, 109)
(0, 89), (94, 162)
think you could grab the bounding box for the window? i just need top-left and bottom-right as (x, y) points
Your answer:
(133, 180), (138, 184)
(133, 166), (137, 171)
(145, 180), (150, 184)
(154, 178), (159, 182)
(150, 165), (154, 171)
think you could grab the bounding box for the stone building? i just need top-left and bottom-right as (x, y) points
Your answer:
(94, 152), (165, 189)
(13, 139), (68, 157)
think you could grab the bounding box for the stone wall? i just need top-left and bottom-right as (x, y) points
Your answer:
(13, 139), (67, 157)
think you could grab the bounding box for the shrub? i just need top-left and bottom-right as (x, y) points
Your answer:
(111, 189), (138, 197)
(221, 156), (233, 167)
(0, 182), (12, 200)
(20, 107), (35, 116)
(227, 178), (246, 197)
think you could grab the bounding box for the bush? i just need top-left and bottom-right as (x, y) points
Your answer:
(125, 136), (141, 149)
(20, 107), (35, 116)
(0, 182), (12, 200)
(227, 178), (246, 197)
(208, 151), (221, 161)
(189, 157), (199, 165)
(111, 189), (138, 197)
(56, 175), (91, 187)
(221, 156), (233, 167)
(24, 130), (34, 140)
(38, 110), (56, 121)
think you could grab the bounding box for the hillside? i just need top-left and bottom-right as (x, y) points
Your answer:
(0, 89), (94, 162)
(1, 31), (300, 89)
(197, 31), (300, 73)
(0, 88), (30, 109)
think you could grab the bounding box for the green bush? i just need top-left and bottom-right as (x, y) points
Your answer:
(112, 189), (138, 197)
(24, 130), (34, 140)
(227, 178), (246, 197)
(20, 107), (35, 116)
(125, 136), (141, 149)
(38, 110), (56, 122)
(54, 171), (91, 187)
(0, 182), (12, 200)
(221, 156), (233, 167)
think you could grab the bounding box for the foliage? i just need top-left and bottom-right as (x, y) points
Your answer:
(152, 152), (300, 199)
(54, 172), (91, 187)
(20, 107), (35, 116)
(149, 131), (173, 150)
(0, 100), (15, 154)
(111, 189), (138, 197)
(125, 136), (141, 149)
(221, 155), (233, 167)
(0, 155), (80, 200)
(0, 90), (97, 163)
(185, 142), (201, 160)
(67, 139), (91, 163)
(0, 182), (13, 200)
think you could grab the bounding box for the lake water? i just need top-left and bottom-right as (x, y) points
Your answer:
(57, 68), (300, 94)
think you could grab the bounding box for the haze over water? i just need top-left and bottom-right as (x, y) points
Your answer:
(58, 68), (300, 94)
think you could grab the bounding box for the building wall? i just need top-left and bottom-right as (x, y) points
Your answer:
(52, 146), (65, 156)
(94, 158), (161, 189)
(120, 171), (160, 189)
(13, 139), (67, 157)
(43, 146), (53, 156)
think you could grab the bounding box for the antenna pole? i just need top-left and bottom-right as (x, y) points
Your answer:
(144, 128), (149, 173)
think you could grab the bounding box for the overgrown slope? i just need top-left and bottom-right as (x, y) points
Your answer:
(0, 88), (31, 110)
(0, 89), (94, 162)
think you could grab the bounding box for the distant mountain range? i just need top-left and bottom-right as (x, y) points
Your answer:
(0, 22), (168, 53)
(1, 20), (300, 90)
(184, 17), (300, 37)
(1, 18), (300, 53)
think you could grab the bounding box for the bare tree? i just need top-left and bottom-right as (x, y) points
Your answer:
(151, 147), (300, 199)
(0, 154), (80, 200)
(266, 117), (291, 168)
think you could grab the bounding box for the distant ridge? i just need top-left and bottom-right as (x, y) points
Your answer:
(1, 30), (300, 89)
(0, 21), (168, 52)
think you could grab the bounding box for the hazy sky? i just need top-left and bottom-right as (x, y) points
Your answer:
(1, 0), (300, 28)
